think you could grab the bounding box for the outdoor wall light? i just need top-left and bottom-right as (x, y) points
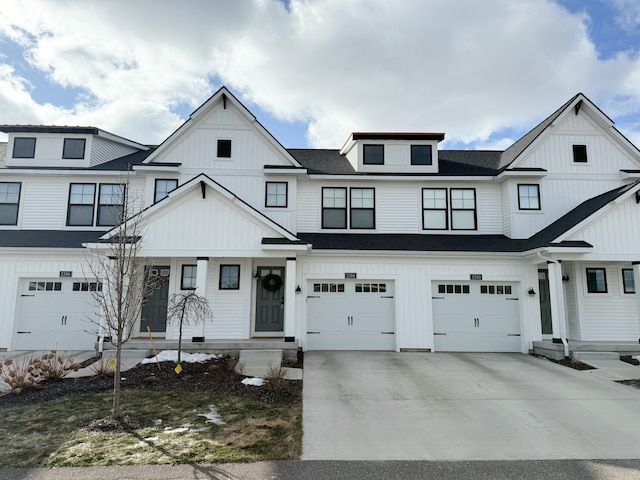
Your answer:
(253, 271), (259, 279)
(528, 288), (536, 296)
(296, 285), (302, 293)
(562, 275), (570, 282)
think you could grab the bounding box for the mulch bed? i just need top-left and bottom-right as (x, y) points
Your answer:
(530, 353), (596, 370)
(620, 355), (640, 366)
(0, 355), (301, 409)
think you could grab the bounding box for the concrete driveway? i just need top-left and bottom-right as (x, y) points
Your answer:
(302, 351), (640, 460)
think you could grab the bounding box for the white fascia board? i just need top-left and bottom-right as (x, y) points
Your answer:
(261, 243), (311, 252)
(608, 126), (640, 163)
(96, 130), (149, 150)
(339, 135), (356, 155)
(306, 174), (495, 182)
(133, 164), (181, 172)
(621, 171), (640, 179)
(0, 169), (137, 177)
(496, 170), (548, 181)
(306, 249), (527, 259)
(0, 247), (87, 255)
(264, 168), (308, 175)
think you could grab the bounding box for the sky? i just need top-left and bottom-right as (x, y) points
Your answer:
(1, 0), (640, 151)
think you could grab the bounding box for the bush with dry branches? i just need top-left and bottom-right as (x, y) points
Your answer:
(0, 351), (80, 394)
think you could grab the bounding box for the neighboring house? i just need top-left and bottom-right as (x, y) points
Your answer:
(1, 88), (639, 355)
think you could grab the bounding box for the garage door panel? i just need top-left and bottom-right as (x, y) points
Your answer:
(307, 332), (395, 351)
(433, 333), (521, 352)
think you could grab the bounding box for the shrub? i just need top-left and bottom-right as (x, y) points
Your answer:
(1, 351), (81, 394)
(31, 350), (81, 380)
(264, 362), (287, 390)
(90, 356), (115, 376)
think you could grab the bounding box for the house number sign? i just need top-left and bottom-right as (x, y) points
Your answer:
(469, 274), (483, 281)
(345, 272), (357, 279)
(59, 271), (72, 277)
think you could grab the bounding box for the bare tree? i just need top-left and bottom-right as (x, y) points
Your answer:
(167, 291), (213, 365)
(85, 174), (160, 418)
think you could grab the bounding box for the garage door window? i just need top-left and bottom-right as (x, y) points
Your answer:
(480, 285), (512, 295)
(355, 283), (386, 293)
(72, 282), (102, 292)
(438, 284), (470, 294)
(29, 281), (62, 291)
(313, 283), (345, 293)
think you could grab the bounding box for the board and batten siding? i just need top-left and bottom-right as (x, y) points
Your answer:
(575, 263), (639, 341)
(296, 256), (541, 352)
(0, 254), (89, 350)
(89, 137), (140, 167)
(563, 262), (581, 339)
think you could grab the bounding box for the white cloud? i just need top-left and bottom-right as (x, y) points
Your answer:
(611, 0), (640, 30)
(0, 0), (640, 148)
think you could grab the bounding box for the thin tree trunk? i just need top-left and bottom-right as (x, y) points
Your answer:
(112, 333), (123, 418)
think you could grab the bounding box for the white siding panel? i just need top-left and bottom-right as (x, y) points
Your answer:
(21, 179), (69, 229)
(90, 137), (139, 167)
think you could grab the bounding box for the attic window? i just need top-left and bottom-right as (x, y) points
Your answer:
(62, 138), (86, 159)
(363, 144), (384, 165)
(217, 139), (232, 158)
(13, 137), (36, 158)
(411, 145), (432, 165)
(573, 144), (587, 163)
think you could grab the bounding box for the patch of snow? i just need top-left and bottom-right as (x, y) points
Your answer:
(144, 436), (159, 441)
(633, 355), (640, 363)
(181, 423), (194, 428)
(197, 405), (226, 425)
(154, 419), (162, 425)
(141, 350), (222, 364)
(242, 377), (265, 387)
(163, 426), (190, 434)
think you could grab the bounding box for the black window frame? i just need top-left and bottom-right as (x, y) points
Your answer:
(411, 145), (433, 165)
(62, 138), (86, 159)
(349, 187), (375, 229)
(622, 269), (636, 294)
(322, 187), (347, 229)
(573, 144), (588, 163)
(0, 181), (21, 226)
(363, 144), (384, 165)
(154, 178), (178, 203)
(450, 188), (477, 231)
(181, 265), (197, 290)
(219, 264), (240, 290)
(517, 184), (541, 210)
(97, 183), (125, 227)
(12, 137), (36, 158)
(217, 139), (232, 158)
(265, 181), (288, 208)
(422, 188), (448, 230)
(67, 183), (96, 226)
(586, 268), (608, 293)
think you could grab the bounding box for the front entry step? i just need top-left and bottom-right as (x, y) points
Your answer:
(572, 351), (620, 361)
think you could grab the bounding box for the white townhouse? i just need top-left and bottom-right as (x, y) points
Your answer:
(1, 88), (640, 358)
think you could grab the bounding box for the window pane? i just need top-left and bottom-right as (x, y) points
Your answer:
(363, 144), (384, 165)
(68, 205), (94, 226)
(423, 189), (446, 209)
(0, 204), (18, 225)
(0, 182), (20, 225)
(217, 139), (232, 158)
(266, 182), (287, 207)
(220, 265), (240, 289)
(13, 138), (36, 158)
(586, 268), (607, 293)
(323, 188), (346, 208)
(411, 145), (432, 165)
(154, 179), (178, 202)
(518, 184), (540, 210)
(62, 138), (86, 159)
(452, 210), (475, 230)
(423, 210), (447, 229)
(70, 184), (95, 204)
(351, 188), (374, 208)
(451, 189), (475, 209)
(98, 184), (124, 226)
(323, 209), (346, 228)
(623, 269), (635, 294)
(351, 209), (374, 229)
(573, 144), (587, 163)
(181, 265), (197, 289)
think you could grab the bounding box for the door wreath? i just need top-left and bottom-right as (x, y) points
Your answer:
(262, 273), (283, 292)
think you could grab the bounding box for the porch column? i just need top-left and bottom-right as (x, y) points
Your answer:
(634, 262), (640, 343)
(547, 261), (567, 343)
(284, 257), (296, 342)
(196, 257), (209, 339)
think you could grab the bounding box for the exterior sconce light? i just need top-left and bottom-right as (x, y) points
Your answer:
(562, 275), (570, 282)
(528, 288), (536, 296)
(295, 285), (302, 293)
(253, 271), (259, 279)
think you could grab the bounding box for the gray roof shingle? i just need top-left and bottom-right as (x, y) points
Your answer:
(0, 230), (103, 248)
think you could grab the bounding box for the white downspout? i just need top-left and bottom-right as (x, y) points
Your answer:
(538, 251), (569, 358)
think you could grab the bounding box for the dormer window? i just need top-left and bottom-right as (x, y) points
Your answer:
(363, 144), (384, 165)
(411, 145), (432, 165)
(13, 138), (36, 158)
(217, 139), (232, 158)
(62, 138), (86, 159)
(573, 144), (587, 163)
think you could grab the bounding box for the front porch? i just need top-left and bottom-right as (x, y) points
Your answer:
(532, 340), (640, 361)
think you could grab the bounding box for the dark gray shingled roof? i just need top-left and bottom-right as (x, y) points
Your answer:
(0, 230), (103, 248)
(92, 148), (156, 170)
(287, 149), (356, 174)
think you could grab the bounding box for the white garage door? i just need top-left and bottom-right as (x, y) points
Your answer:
(14, 279), (99, 350)
(432, 281), (521, 352)
(307, 280), (395, 350)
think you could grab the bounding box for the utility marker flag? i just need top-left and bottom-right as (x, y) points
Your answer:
(175, 364), (183, 375)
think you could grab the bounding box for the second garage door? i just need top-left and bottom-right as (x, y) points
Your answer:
(306, 280), (395, 350)
(432, 281), (521, 352)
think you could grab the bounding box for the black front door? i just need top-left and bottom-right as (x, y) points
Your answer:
(538, 269), (553, 335)
(140, 266), (170, 334)
(255, 266), (284, 332)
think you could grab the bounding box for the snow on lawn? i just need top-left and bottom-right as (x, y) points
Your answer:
(242, 377), (264, 387)
(140, 350), (221, 364)
(198, 405), (226, 425)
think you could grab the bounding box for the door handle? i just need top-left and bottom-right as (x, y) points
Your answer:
(474, 318), (479, 328)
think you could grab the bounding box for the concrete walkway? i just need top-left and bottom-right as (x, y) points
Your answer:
(302, 351), (640, 461)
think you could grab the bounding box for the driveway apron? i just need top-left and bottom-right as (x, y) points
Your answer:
(302, 351), (640, 460)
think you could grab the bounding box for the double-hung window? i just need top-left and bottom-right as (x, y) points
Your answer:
(154, 179), (178, 202)
(622, 269), (635, 294)
(181, 265), (197, 290)
(265, 182), (288, 208)
(97, 184), (125, 226)
(422, 188), (447, 230)
(363, 144), (384, 165)
(350, 188), (375, 229)
(12, 138), (36, 158)
(450, 188), (476, 230)
(586, 268), (607, 293)
(67, 183), (96, 226)
(322, 187), (347, 229)
(0, 182), (21, 225)
(518, 184), (540, 210)
(62, 138), (86, 159)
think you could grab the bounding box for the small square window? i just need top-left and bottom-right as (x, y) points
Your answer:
(217, 139), (232, 158)
(586, 268), (607, 293)
(573, 144), (587, 163)
(154, 179), (178, 202)
(622, 269), (635, 294)
(181, 265), (197, 290)
(219, 265), (240, 290)
(265, 182), (288, 208)
(62, 138), (86, 159)
(363, 144), (384, 165)
(13, 138), (36, 158)
(411, 145), (432, 165)
(518, 184), (540, 210)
